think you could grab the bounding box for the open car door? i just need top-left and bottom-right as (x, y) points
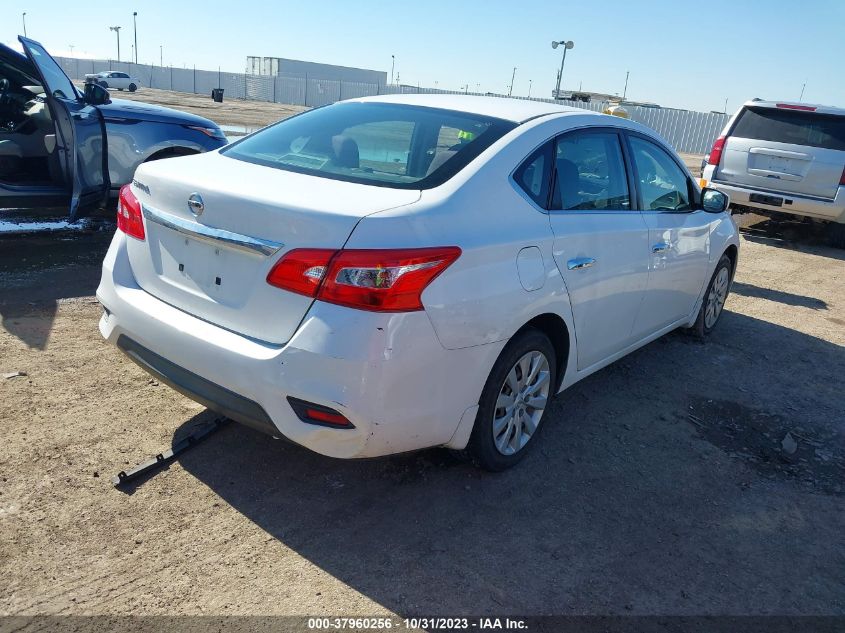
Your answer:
(19, 36), (108, 220)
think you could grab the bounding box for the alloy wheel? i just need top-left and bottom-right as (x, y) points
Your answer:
(492, 350), (551, 455)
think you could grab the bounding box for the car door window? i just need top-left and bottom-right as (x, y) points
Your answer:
(24, 41), (77, 101)
(629, 136), (692, 212)
(551, 131), (630, 210)
(514, 142), (552, 207)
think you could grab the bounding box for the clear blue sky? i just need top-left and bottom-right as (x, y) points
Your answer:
(3, 0), (843, 112)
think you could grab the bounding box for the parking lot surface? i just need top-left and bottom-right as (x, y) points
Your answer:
(1, 215), (843, 616)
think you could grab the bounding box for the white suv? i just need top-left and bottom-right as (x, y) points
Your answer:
(98, 95), (739, 470)
(702, 100), (845, 248)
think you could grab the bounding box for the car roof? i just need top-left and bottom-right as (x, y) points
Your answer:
(351, 93), (586, 123)
(742, 100), (845, 117)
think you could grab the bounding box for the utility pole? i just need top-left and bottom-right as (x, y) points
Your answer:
(110, 26), (122, 62)
(528, 79), (532, 98)
(623, 71), (629, 100)
(799, 82), (806, 101)
(22, 12), (27, 37)
(723, 97), (728, 114)
(133, 12), (138, 63)
(390, 55), (395, 85)
(508, 67), (516, 97)
(160, 45), (163, 67)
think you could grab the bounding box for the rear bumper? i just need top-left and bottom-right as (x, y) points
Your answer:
(703, 172), (845, 223)
(96, 232), (502, 458)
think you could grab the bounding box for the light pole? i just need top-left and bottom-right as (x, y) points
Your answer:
(623, 70), (629, 100)
(160, 45), (163, 67)
(22, 12), (27, 37)
(508, 67), (516, 97)
(133, 12), (138, 64)
(551, 39), (574, 99)
(799, 82), (806, 101)
(528, 79), (533, 98)
(390, 55), (395, 85)
(110, 26), (122, 62)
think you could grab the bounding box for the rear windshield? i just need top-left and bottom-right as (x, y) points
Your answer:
(732, 106), (845, 151)
(222, 102), (516, 189)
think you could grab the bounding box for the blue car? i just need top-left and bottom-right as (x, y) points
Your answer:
(0, 36), (226, 220)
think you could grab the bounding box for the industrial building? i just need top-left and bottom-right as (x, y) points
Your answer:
(246, 56), (386, 86)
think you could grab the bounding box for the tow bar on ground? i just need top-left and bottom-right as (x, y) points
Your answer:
(112, 416), (230, 487)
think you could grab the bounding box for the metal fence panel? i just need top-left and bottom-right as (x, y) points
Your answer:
(53, 55), (728, 154)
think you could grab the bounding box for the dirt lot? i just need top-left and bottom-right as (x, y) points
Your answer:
(1, 214), (843, 617)
(92, 86), (309, 129)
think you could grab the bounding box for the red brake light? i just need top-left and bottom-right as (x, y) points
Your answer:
(116, 184), (145, 240)
(708, 135), (726, 166)
(266, 247), (461, 312)
(266, 248), (335, 296)
(840, 166), (845, 186)
(776, 103), (816, 111)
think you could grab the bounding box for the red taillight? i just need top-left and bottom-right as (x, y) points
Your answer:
(266, 246), (461, 312)
(708, 135), (726, 166)
(116, 184), (145, 240)
(776, 103), (816, 111)
(840, 166), (845, 186)
(266, 248), (336, 296)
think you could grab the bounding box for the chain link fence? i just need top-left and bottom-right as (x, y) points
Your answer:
(56, 56), (728, 155)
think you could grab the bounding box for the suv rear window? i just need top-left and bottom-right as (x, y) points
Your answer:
(222, 102), (516, 189)
(732, 106), (845, 151)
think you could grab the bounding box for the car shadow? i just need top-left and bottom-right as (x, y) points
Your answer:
(0, 228), (112, 349)
(738, 215), (845, 263)
(731, 281), (828, 310)
(172, 310), (845, 615)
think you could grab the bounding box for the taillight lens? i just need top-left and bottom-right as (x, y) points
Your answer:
(266, 248), (336, 296)
(840, 166), (845, 186)
(116, 184), (145, 240)
(708, 136), (726, 166)
(266, 246), (461, 312)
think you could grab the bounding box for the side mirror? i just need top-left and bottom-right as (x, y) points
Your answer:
(83, 81), (111, 106)
(701, 187), (729, 213)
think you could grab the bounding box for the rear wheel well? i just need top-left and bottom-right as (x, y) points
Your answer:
(517, 313), (570, 391)
(723, 244), (738, 277)
(144, 147), (199, 162)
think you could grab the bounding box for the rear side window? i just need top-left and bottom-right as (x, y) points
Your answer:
(732, 107), (845, 151)
(222, 102), (516, 189)
(551, 131), (631, 211)
(514, 143), (552, 207)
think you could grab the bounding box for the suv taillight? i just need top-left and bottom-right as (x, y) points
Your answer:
(117, 184), (145, 240)
(708, 136), (726, 166)
(840, 166), (845, 186)
(267, 247), (461, 312)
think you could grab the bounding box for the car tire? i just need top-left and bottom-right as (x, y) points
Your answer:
(466, 328), (557, 471)
(689, 253), (733, 338)
(128, 84), (137, 92)
(829, 222), (845, 249)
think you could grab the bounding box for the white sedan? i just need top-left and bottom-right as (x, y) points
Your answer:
(85, 71), (140, 92)
(97, 94), (739, 470)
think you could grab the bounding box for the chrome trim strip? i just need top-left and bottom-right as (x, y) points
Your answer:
(141, 204), (283, 257)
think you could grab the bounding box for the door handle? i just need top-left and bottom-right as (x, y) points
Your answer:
(567, 257), (596, 270)
(652, 242), (671, 253)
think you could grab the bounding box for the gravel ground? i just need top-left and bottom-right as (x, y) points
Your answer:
(1, 215), (843, 617)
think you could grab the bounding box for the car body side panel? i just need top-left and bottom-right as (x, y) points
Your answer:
(103, 118), (221, 190)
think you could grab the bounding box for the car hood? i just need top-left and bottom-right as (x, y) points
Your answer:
(98, 98), (218, 128)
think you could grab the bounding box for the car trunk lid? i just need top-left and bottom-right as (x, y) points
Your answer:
(716, 105), (845, 200)
(125, 152), (420, 344)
